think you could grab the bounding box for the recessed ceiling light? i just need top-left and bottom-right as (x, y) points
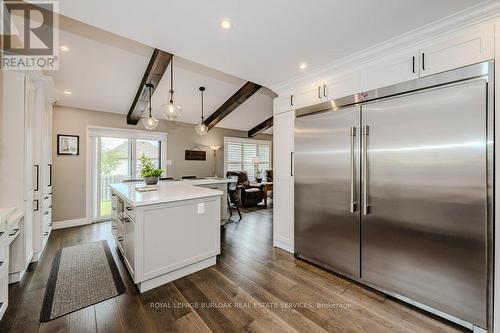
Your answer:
(220, 19), (232, 30)
(63, 90), (72, 95)
(299, 63), (307, 70)
(60, 45), (70, 52)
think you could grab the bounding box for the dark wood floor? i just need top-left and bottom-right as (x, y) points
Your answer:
(0, 204), (467, 333)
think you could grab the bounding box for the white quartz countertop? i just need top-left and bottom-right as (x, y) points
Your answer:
(109, 181), (223, 207)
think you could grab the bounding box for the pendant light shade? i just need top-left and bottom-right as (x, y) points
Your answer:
(142, 83), (159, 131)
(162, 56), (182, 120)
(195, 86), (208, 136)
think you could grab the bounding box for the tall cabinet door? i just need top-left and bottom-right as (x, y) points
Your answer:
(273, 110), (295, 252)
(295, 106), (360, 278)
(361, 79), (488, 328)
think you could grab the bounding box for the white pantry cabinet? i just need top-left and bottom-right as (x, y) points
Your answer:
(32, 83), (54, 262)
(419, 24), (494, 77)
(0, 71), (55, 282)
(1, 71), (34, 282)
(273, 110), (295, 253)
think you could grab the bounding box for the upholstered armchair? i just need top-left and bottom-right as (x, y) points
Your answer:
(226, 171), (265, 207)
(263, 169), (273, 182)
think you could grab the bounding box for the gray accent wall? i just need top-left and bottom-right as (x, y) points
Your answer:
(52, 105), (272, 222)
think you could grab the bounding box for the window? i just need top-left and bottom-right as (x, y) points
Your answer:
(224, 137), (272, 181)
(88, 127), (167, 221)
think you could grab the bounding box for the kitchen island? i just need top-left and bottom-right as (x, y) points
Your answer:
(109, 181), (222, 292)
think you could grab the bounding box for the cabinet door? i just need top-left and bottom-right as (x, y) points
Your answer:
(323, 70), (362, 100)
(125, 219), (135, 275)
(273, 111), (295, 180)
(294, 85), (323, 109)
(363, 50), (419, 92)
(273, 111), (295, 252)
(420, 24), (493, 77)
(24, 77), (35, 199)
(273, 94), (294, 115)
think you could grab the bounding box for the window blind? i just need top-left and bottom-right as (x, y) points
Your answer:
(225, 137), (272, 181)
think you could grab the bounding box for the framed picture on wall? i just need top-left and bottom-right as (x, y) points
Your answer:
(57, 134), (79, 155)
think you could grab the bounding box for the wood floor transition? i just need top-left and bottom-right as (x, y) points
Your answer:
(0, 204), (467, 333)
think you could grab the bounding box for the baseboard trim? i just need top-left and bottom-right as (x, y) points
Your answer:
(273, 239), (294, 254)
(9, 270), (25, 284)
(52, 218), (90, 230)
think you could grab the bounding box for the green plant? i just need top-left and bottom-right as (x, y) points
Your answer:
(139, 154), (163, 178)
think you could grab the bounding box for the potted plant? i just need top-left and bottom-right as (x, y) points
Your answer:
(139, 154), (163, 185)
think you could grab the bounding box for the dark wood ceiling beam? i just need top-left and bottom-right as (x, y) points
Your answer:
(248, 116), (273, 137)
(127, 49), (172, 125)
(204, 81), (262, 130)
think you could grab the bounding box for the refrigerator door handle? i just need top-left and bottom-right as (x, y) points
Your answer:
(350, 126), (357, 213)
(362, 125), (369, 215)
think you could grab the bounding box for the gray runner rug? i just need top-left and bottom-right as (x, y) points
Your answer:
(40, 240), (126, 321)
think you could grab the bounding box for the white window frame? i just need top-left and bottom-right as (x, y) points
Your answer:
(86, 126), (167, 222)
(223, 136), (272, 180)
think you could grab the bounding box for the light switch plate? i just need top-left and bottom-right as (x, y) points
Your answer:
(197, 203), (205, 214)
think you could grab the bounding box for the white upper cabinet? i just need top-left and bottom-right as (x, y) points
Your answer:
(293, 83), (324, 110)
(273, 93), (294, 115)
(322, 70), (362, 100)
(362, 50), (419, 92)
(419, 24), (494, 77)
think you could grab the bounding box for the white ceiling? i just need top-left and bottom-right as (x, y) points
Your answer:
(46, 16), (152, 114)
(54, 0), (488, 88)
(45, 16), (274, 131)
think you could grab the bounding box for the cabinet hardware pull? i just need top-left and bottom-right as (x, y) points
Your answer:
(290, 152), (294, 177)
(362, 125), (370, 216)
(48, 223), (52, 226)
(412, 56), (415, 74)
(349, 127), (357, 213)
(118, 237), (124, 241)
(323, 84), (327, 98)
(318, 86), (321, 99)
(48, 164), (52, 187)
(44, 196), (49, 200)
(112, 226), (117, 230)
(49, 205), (52, 209)
(9, 229), (19, 237)
(290, 95), (294, 107)
(34, 165), (39, 191)
(422, 53), (425, 71)
(44, 232), (49, 236)
(34, 199), (39, 212)
(44, 211), (49, 215)
(126, 207), (133, 211)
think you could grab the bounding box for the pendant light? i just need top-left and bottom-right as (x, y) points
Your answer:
(142, 83), (159, 130)
(162, 55), (182, 120)
(195, 86), (208, 136)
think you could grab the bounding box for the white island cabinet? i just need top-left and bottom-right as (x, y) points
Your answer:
(109, 182), (222, 293)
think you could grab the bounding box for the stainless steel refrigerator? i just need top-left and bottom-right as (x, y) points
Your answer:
(294, 61), (493, 331)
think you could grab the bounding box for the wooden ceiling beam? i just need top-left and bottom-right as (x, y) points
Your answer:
(248, 116), (273, 137)
(204, 81), (262, 130)
(127, 49), (172, 125)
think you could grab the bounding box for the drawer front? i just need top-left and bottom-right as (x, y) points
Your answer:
(124, 205), (135, 221)
(111, 193), (118, 209)
(0, 237), (7, 264)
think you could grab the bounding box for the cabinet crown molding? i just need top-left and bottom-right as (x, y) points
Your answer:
(271, 1), (500, 94)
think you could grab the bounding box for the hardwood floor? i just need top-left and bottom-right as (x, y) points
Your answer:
(0, 205), (467, 333)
